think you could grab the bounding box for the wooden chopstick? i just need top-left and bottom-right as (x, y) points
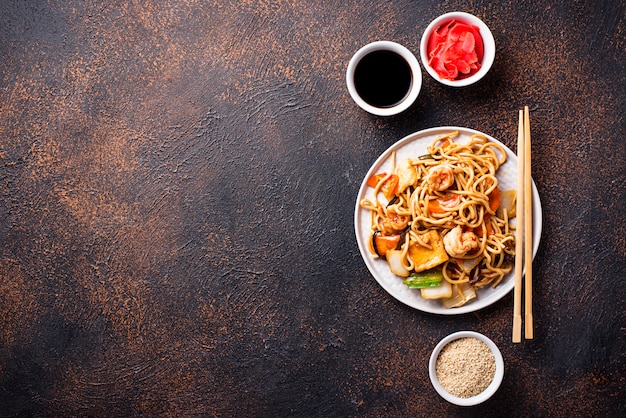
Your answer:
(524, 106), (533, 339)
(512, 109), (525, 343)
(512, 107), (534, 343)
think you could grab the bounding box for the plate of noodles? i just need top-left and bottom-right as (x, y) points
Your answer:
(354, 127), (542, 314)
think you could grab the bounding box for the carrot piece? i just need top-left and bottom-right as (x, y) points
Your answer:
(367, 173), (387, 188)
(373, 234), (401, 257)
(367, 173), (399, 200)
(488, 186), (501, 212)
(428, 192), (461, 214)
(380, 175), (399, 200)
(479, 213), (495, 236)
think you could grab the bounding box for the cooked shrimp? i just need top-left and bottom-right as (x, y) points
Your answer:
(381, 211), (410, 233)
(443, 226), (478, 257)
(426, 164), (455, 191)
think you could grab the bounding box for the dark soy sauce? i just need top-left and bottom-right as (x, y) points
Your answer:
(354, 50), (412, 108)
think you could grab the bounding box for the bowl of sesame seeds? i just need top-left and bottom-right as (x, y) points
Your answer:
(429, 331), (504, 406)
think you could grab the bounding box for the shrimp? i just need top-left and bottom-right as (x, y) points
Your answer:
(443, 226), (478, 257)
(426, 164), (455, 191)
(380, 211), (410, 233)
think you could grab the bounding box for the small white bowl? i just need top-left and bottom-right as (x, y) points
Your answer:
(346, 41), (422, 116)
(420, 12), (495, 87)
(429, 331), (504, 406)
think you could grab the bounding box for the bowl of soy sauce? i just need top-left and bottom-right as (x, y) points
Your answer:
(346, 41), (422, 116)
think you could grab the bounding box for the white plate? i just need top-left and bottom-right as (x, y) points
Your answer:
(354, 127), (542, 314)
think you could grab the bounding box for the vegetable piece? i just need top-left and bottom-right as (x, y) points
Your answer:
(403, 269), (443, 288)
(482, 214), (495, 237)
(408, 230), (449, 272)
(380, 176), (399, 201)
(385, 249), (409, 277)
(497, 189), (516, 218)
(396, 158), (417, 193)
(372, 231), (401, 257)
(420, 280), (452, 299)
(428, 192), (462, 214)
(367, 173), (382, 188)
(442, 282), (477, 308)
(488, 185), (501, 212)
(439, 138), (452, 149)
(456, 257), (481, 273)
(386, 196), (399, 207)
(366, 173), (399, 201)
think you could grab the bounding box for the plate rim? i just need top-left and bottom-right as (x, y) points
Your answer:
(354, 126), (543, 315)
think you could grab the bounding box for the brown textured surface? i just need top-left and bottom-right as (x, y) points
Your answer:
(1, 0), (624, 416)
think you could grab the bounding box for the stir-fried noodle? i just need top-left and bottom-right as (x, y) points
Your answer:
(360, 132), (516, 292)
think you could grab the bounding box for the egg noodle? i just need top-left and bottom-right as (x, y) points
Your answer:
(360, 131), (516, 293)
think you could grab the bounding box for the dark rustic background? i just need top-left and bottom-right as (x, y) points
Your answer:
(1, 0), (624, 416)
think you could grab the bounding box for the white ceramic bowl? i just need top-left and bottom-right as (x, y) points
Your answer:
(420, 12), (495, 87)
(429, 331), (504, 406)
(346, 41), (422, 116)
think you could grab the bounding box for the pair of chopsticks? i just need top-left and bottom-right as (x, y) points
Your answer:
(513, 106), (533, 343)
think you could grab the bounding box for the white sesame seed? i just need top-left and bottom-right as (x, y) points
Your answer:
(435, 337), (496, 398)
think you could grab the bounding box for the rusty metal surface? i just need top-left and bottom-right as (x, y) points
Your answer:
(1, 0), (624, 416)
